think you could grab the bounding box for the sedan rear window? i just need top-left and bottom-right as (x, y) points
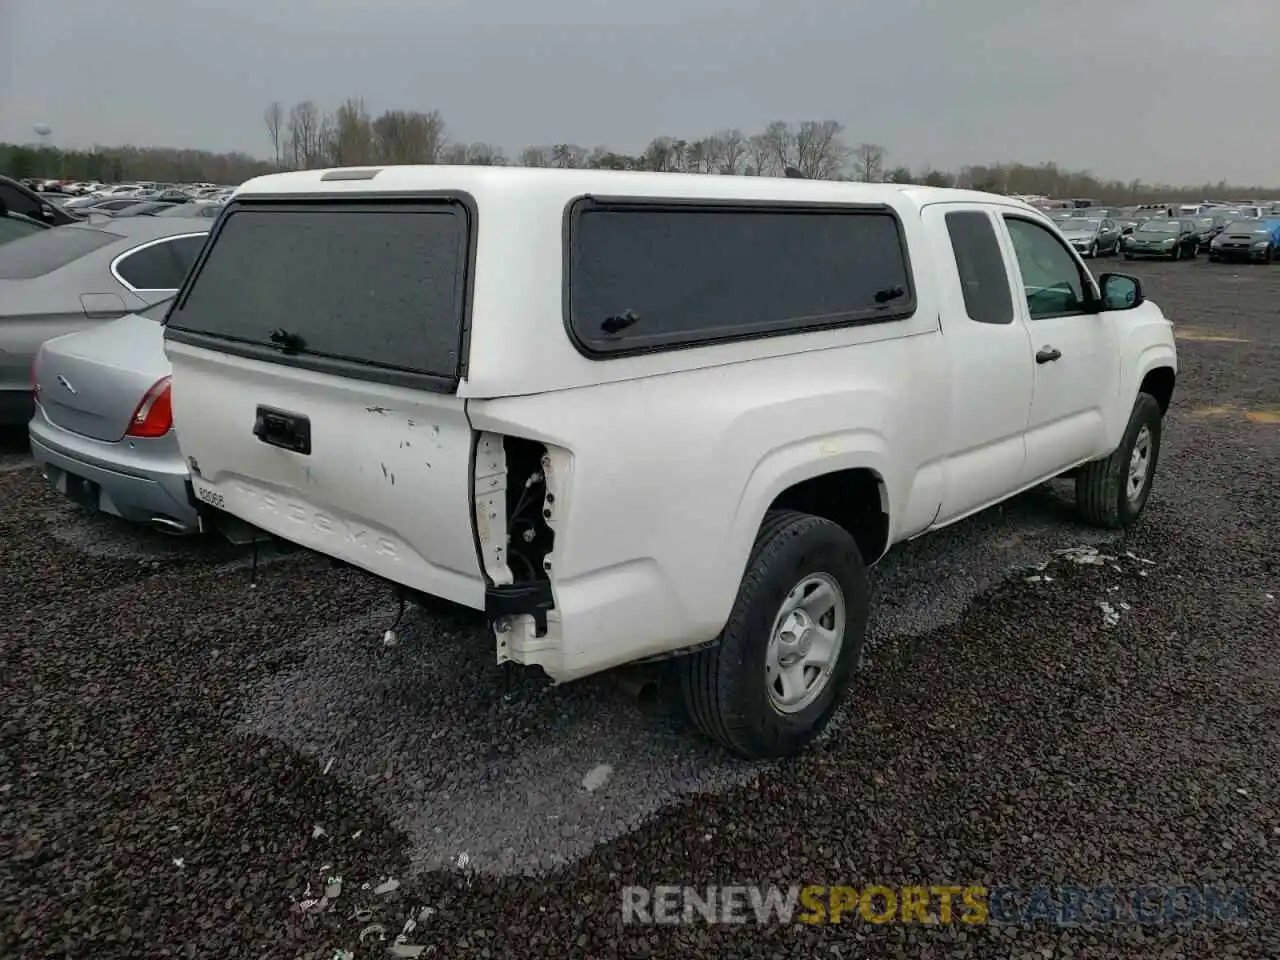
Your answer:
(0, 225), (121, 279)
(166, 201), (470, 383)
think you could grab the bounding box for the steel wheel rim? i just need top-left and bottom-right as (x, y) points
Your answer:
(765, 573), (846, 715)
(1127, 425), (1153, 504)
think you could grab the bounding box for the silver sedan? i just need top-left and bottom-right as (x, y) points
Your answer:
(0, 216), (210, 427)
(30, 295), (199, 534)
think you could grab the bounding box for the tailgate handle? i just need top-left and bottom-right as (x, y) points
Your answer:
(253, 405), (311, 455)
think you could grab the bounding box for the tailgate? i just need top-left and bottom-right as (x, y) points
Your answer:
(167, 340), (485, 607)
(160, 193), (484, 607)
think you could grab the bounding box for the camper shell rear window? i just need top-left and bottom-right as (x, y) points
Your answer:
(564, 197), (916, 357)
(165, 195), (474, 391)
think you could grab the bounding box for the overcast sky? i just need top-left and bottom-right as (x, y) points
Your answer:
(2, 0), (1276, 185)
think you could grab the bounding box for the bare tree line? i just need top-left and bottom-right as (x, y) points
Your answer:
(260, 100), (894, 183)
(4, 100), (1279, 203)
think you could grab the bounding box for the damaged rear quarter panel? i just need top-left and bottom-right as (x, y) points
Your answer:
(466, 331), (938, 678)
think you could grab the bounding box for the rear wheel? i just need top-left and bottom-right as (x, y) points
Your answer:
(1075, 393), (1163, 530)
(1124, 252), (1135, 261)
(680, 510), (869, 759)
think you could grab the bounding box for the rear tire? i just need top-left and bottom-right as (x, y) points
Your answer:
(1124, 253), (1134, 261)
(1075, 393), (1163, 530)
(680, 510), (869, 759)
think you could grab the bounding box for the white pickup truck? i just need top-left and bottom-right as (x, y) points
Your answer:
(162, 167), (1177, 759)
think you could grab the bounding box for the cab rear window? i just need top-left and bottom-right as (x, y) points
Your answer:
(166, 200), (471, 387)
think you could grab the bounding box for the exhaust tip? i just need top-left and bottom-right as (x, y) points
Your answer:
(149, 516), (193, 535)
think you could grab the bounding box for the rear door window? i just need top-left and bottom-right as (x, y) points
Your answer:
(0, 225), (121, 280)
(944, 211), (1013, 325)
(166, 201), (471, 383)
(114, 235), (206, 290)
(566, 200), (915, 356)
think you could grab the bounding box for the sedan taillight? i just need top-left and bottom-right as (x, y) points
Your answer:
(125, 376), (173, 438)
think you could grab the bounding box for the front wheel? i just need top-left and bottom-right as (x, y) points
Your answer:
(1075, 393), (1163, 530)
(680, 510), (869, 759)
(1124, 253), (1135, 261)
(1171, 245), (1181, 261)
(1089, 242), (1098, 258)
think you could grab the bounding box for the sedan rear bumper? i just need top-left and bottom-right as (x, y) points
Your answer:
(29, 407), (199, 533)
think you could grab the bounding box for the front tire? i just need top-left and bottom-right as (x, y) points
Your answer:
(1075, 393), (1163, 530)
(1124, 253), (1135, 261)
(680, 510), (869, 759)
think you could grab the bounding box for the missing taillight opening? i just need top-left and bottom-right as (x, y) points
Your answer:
(125, 376), (173, 438)
(503, 436), (555, 584)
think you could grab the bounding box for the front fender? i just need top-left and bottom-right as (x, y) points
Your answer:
(1108, 310), (1176, 442)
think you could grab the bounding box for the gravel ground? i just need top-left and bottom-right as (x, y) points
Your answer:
(2, 257), (1277, 958)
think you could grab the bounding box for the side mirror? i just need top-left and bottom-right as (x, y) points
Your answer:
(1098, 273), (1143, 311)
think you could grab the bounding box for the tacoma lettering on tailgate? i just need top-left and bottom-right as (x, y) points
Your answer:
(232, 481), (399, 559)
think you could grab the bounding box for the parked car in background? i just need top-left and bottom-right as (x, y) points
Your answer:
(80, 197), (164, 217)
(92, 200), (182, 219)
(1123, 218), (1199, 260)
(1056, 215), (1123, 257)
(31, 294), (201, 534)
(0, 217), (211, 426)
(131, 189), (192, 205)
(0, 174), (81, 226)
(1208, 219), (1280, 263)
(154, 201), (224, 219)
(92, 185), (142, 199)
(1190, 216), (1223, 250)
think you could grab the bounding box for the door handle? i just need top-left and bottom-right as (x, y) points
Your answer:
(1036, 346), (1062, 364)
